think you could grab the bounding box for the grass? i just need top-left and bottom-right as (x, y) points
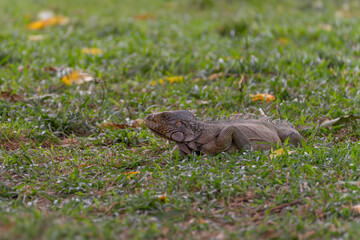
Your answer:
(1, 0), (360, 239)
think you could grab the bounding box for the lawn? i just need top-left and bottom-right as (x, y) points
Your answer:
(1, 0), (360, 239)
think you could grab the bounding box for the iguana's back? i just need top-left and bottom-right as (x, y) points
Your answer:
(144, 111), (304, 155)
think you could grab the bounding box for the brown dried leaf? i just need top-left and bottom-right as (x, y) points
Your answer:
(191, 77), (201, 82)
(100, 120), (143, 130)
(43, 66), (59, 72)
(352, 204), (360, 214)
(1, 92), (26, 102)
(134, 13), (156, 20)
(320, 114), (360, 128)
(198, 218), (207, 224)
(208, 72), (223, 80)
(100, 122), (131, 130)
(238, 74), (245, 91)
(132, 118), (144, 128)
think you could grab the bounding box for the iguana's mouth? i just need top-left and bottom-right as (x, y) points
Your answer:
(147, 127), (172, 141)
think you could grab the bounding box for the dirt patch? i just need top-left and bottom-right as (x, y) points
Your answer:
(332, 126), (360, 142)
(0, 140), (21, 151)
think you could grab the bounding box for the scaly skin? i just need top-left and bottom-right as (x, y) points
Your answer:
(144, 110), (303, 155)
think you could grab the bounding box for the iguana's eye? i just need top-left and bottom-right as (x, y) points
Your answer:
(176, 121), (181, 127)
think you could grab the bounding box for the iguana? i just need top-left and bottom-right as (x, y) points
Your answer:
(144, 110), (304, 155)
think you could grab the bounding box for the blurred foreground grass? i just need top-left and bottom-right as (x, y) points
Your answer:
(1, 0), (360, 239)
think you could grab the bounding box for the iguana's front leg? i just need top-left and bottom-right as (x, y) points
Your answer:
(200, 126), (251, 154)
(173, 143), (201, 157)
(286, 132), (304, 147)
(277, 129), (304, 147)
(173, 143), (191, 156)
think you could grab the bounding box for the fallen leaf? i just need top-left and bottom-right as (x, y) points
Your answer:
(99, 122), (131, 130)
(81, 48), (103, 55)
(208, 72), (223, 80)
(43, 66), (59, 72)
(26, 16), (69, 30)
(158, 79), (165, 85)
(320, 24), (332, 31)
(238, 74), (245, 91)
(132, 119), (144, 128)
(17, 65), (30, 72)
(161, 76), (184, 84)
(1, 92), (26, 102)
(278, 37), (290, 45)
(352, 204), (360, 214)
(320, 115), (360, 128)
(28, 35), (45, 41)
(124, 171), (140, 179)
(134, 13), (156, 20)
(37, 10), (55, 20)
(157, 194), (167, 202)
(269, 148), (293, 159)
(188, 218), (195, 224)
(198, 218), (207, 224)
(99, 120), (143, 130)
(61, 70), (94, 86)
(249, 93), (275, 102)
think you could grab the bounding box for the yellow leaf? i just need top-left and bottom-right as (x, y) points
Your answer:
(26, 16), (69, 30)
(164, 76), (184, 84)
(28, 35), (45, 41)
(26, 20), (47, 30)
(249, 93), (275, 102)
(81, 48), (103, 55)
(61, 71), (94, 86)
(158, 79), (165, 85)
(124, 171), (140, 179)
(157, 194), (167, 201)
(269, 148), (294, 159)
(278, 37), (289, 45)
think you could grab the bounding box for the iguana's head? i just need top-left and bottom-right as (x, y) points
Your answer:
(144, 110), (203, 142)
